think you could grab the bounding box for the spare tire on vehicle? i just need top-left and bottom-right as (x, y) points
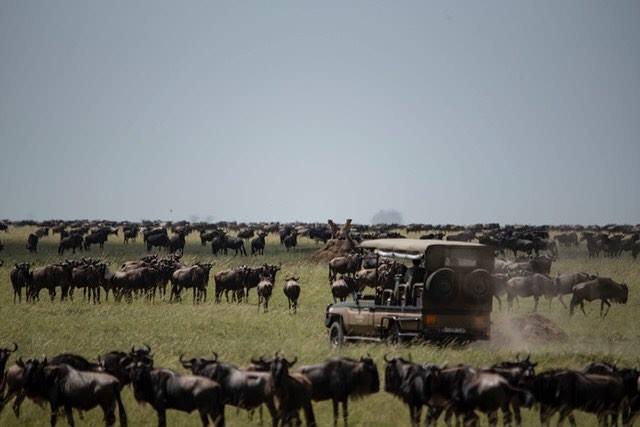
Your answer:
(464, 268), (493, 301)
(426, 268), (457, 303)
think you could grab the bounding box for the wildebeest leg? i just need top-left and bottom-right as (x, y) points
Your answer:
(558, 295), (568, 309)
(601, 299), (611, 318)
(115, 389), (127, 427)
(580, 301), (587, 316)
(487, 411), (498, 426)
(569, 295), (579, 316)
(199, 410), (209, 426)
(494, 295), (502, 310)
(533, 296), (539, 312)
(102, 401), (116, 427)
(50, 403), (59, 427)
(332, 399), (339, 427)
(302, 400), (316, 427)
(266, 399), (279, 427)
(342, 400), (348, 427)
(157, 408), (167, 427)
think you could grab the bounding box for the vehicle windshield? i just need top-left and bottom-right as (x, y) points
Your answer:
(427, 246), (489, 272)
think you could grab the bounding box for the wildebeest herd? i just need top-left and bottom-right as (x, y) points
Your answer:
(1, 342), (639, 426)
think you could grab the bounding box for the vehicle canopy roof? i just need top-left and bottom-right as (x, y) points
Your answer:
(359, 238), (487, 255)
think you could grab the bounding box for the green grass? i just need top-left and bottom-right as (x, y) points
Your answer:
(0, 227), (638, 426)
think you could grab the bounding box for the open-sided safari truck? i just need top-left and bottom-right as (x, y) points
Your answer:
(325, 239), (495, 345)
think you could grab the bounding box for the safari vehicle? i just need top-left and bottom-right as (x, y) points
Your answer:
(325, 239), (495, 345)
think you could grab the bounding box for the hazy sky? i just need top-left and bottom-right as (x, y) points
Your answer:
(1, 1), (639, 225)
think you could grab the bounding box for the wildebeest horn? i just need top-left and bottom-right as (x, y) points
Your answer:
(131, 346), (136, 354)
(288, 356), (298, 366)
(383, 354), (391, 362)
(212, 352), (218, 362)
(16, 356), (24, 367)
(10, 342), (18, 352)
(515, 353), (521, 362)
(143, 344), (151, 353)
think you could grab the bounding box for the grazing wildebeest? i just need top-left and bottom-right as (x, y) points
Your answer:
(180, 353), (278, 427)
(21, 358), (128, 427)
(506, 273), (556, 311)
(26, 233), (39, 253)
(328, 255), (362, 282)
(257, 276), (274, 312)
(251, 232), (267, 255)
(283, 277), (301, 313)
(297, 356), (379, 427)
(268, 354), (316, 427)
(126, 359), (225, 427)
(570, 277), (628, 317)
(284, 231), (298, 251)
(10, 263), (31, 303)
(58, 233), (84, 254)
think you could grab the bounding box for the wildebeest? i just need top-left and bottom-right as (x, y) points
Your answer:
(168, 231), (186, 254)
(242, 264), (281, 303)
(26, 233), (39, 253)
(21, 358), (128, 427)
(506, 273), (556, 311)
(257, 276), (274, 312)
(284, 231), (298, 251)
(383, 356), (429, 426)
(10, 263), (32, 303)
(126, 359), (225, 427)
(570, 277), (628, 317)
(297, 356), (379, 427)
(523, 369), (624, 426)
(553, 272), (597, 308)
(180, 353), (278, 426)
(268, 354), (316, 427)
(328, 255), (362, 282)
(555, 232), (579, 247)
(226, 235), (247, 256)
(84, 230), (109, 251)
(214, 267), (247, 303)
(0, 342), (18, 385)
(69, 259), (109, 304)
(170, 262), (213, 303)
(30, 262), (74, 302)
(146, 232), (170, 251)
(58, 233), (84, 254)
(283, 276), (301, 313)
(491, 273), (508, 309)
(123, 226), (138, 244)
(251, 232), (267, 255)
(331, 277), (356, 303)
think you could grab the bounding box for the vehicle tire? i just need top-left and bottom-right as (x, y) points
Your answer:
(387, 322), (401, 345)
(329, 321), (345, 347)
(464, 269), (493, 301)
(426, 268), (457, 303)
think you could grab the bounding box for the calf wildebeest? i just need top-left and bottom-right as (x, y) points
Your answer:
(506, 273), (556, 311)
(331, 277), (356, 303)
(180, 353), (278, 427)
(26, 233), (39, 253)
(283, 276), (301, 313)
(297, 356), (379, 427)
(284, 231), (298, 251)
(58, 233), (84, 254)
(570, 277), (628, 317)
(242, 264), (282, 303)
(328, 254), (362, 282)
(269, 354), (316, 427)
(257, 276), (274, 313)
(10, 263), (32, 303)
(126, 359), (225, 427)
(251, 232), (267, 255)
(22, 358), (128, 427)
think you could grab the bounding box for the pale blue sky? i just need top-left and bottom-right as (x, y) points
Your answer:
(1, 1), (639, 224)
